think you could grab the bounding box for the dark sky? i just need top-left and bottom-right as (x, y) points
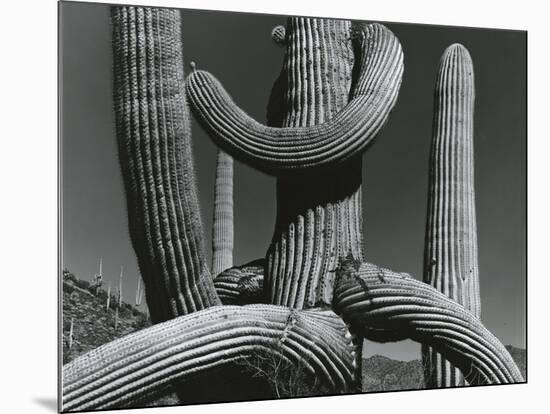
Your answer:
(60, 1), (526, 360)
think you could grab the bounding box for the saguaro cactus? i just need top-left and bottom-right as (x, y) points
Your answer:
(211, 149), (234, 276)
(135, 277), (143, 306)
(188, 20), (403, 308)
(61, 7), (523, 410)
(112, 6), (220, 323)
(67, 317), (74, 350)
(422, 44), (480, 387)
(106, 281), (111, 311)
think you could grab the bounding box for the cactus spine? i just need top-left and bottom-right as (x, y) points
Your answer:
(422, 44), (480, 387)
(112, 6), (220, 323)
(211, 149), (234, 276)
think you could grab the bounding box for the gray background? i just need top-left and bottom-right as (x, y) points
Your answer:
(60, 1), (526, 360)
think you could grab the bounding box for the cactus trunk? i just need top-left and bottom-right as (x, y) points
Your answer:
(211, 149), (234, 276)
(111, 6), (220, 323)
(265, 18), (363, 309)
(422, 44), (480, 387)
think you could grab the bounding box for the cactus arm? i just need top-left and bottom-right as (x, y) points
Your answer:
(422, 43), (480, 387)
(185, 23), (403, 174)
(112, 6), (220, 323)
(214, 259), (266, 305)
(333, 261), (522, 384)
(62, 305), (355, 411)
(211, 150), (234, 276)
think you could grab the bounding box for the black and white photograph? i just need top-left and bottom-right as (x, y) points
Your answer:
(57, 0), (528, 411)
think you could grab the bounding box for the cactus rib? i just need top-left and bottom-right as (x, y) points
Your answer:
(422, 43), (480, 387)
(62, 305), (355, 410)
(185, 23), (403, 174)
(112, 6), (220, 323)
(333, 262), (522, 384)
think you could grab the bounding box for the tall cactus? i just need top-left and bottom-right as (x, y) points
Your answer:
(61, 7), (523, 410)
(211, 149), (234, 276)
(112, 6), (220, 323)
(267, 18), (362, 309)
(422, 44), (480, 387)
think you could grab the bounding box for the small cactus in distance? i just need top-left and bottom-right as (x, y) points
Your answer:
(68, 317), (74, 350)
(211, 149), (234, 276)
(106, 281), (111, 311)
(118, 266), (123, 309)
(135, 277), (143, 307)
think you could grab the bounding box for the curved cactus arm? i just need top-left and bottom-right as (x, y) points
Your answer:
(333, 261), (523, 384)
(211, 149), (234, 276)
(423, 43), (480, 387)
(185, 23), (403, 174)
(62, 305), (356, 411)
(112, 6), (220, 323)
(214, 259), (266, 305)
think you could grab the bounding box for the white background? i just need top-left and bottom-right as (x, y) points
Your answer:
(0, 0), (546, 413)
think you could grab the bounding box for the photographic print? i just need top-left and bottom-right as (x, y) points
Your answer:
(59, 0), (526, 411)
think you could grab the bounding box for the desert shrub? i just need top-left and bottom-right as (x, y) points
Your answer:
(237, 344), (332, 398)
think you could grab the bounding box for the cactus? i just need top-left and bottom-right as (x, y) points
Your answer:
(118, 266), (123, 309)
(186, 22), (403, 173)
(211, 149), (234, 276)
(111, 6), (220, 324)
(422, 44), (480, 387)
(333, 261), (521, 384)
(106, 281), (111, 311)
(60, 6), (523, 410)
(62, 305), (356, 411)
(68, 317), (74, 350)
(135, 276), (143, 306)
(214, 259), (266, 305)
(92, 257), (103, 295)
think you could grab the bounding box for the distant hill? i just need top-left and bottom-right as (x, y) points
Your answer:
(62, 269), (181, 407)
(61, 269), (151, 364)
(362, 347), (526, 392)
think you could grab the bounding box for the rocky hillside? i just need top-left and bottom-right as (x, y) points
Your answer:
(62, 269), (151, 364)
(362, 346), (526, 392)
